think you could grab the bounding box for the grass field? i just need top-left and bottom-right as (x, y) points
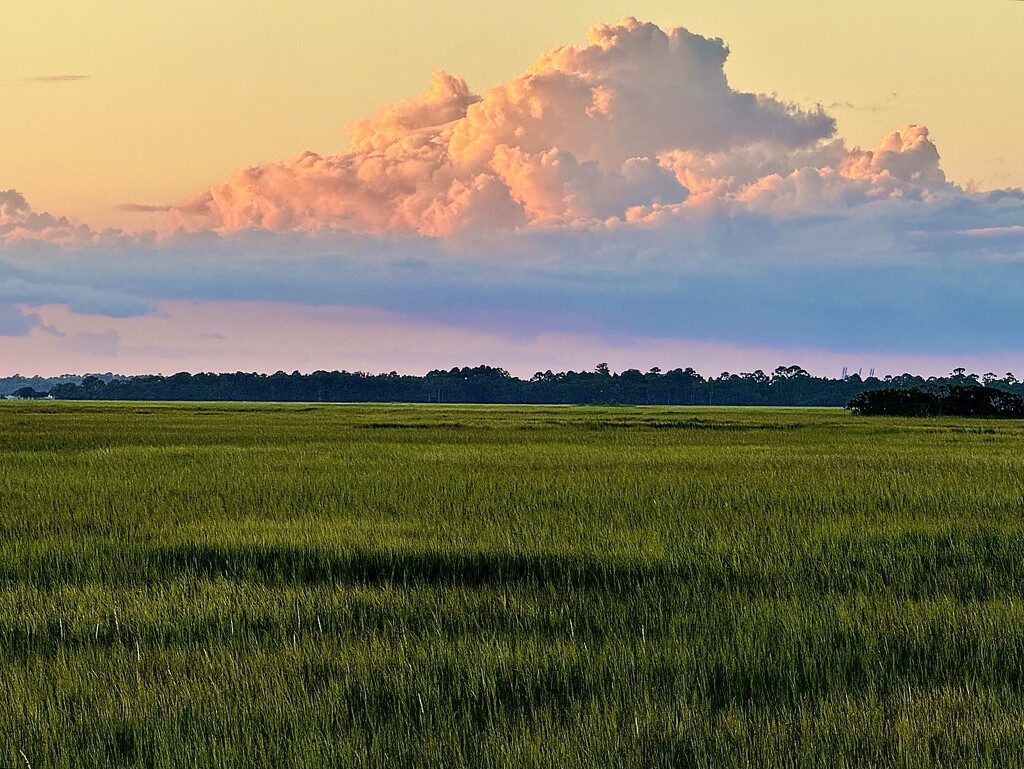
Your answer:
(2, 401), (1024, 767)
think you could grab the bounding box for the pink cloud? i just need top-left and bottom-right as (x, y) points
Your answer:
(169, 18), (948, 237)
(4, 20), (958, 244)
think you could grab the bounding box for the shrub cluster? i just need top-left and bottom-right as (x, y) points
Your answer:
(847, 385), (1024, 417)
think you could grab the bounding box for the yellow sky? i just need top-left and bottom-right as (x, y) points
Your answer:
(4, 0), (1022, 230)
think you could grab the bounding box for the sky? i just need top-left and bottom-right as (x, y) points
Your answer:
(2, 1), (1023, 378)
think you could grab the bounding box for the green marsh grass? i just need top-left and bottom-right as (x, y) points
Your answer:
(2, 402), (1024, 766)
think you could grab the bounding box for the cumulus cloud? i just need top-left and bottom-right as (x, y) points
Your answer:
(0, 189), (98, 245)
(0, 190), (31, 223)
(171, 17), (953, 236)
(8, 19), (958, 241)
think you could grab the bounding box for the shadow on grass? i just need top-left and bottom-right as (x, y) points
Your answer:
(142, 543), (681, 590)
(5, 531), (1024, 600)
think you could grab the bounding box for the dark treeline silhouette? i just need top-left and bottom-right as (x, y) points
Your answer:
(9, 386), (49, 400)
(33, 364), (1024, 407)
(0, 373), (121, 397)
(847, 384), (1024, 418)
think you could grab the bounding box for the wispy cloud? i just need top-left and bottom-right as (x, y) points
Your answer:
(116, 203), (171, 213)
(824, 93), (898, 113)
(25, 74), (90, 83)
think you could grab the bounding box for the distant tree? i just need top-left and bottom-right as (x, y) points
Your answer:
(10, 386), (46, 399)
(848, 385), (1024, 418)
(846, 387), (938, 416)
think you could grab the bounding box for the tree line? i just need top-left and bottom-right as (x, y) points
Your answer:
(16, 365), (1024, 407)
